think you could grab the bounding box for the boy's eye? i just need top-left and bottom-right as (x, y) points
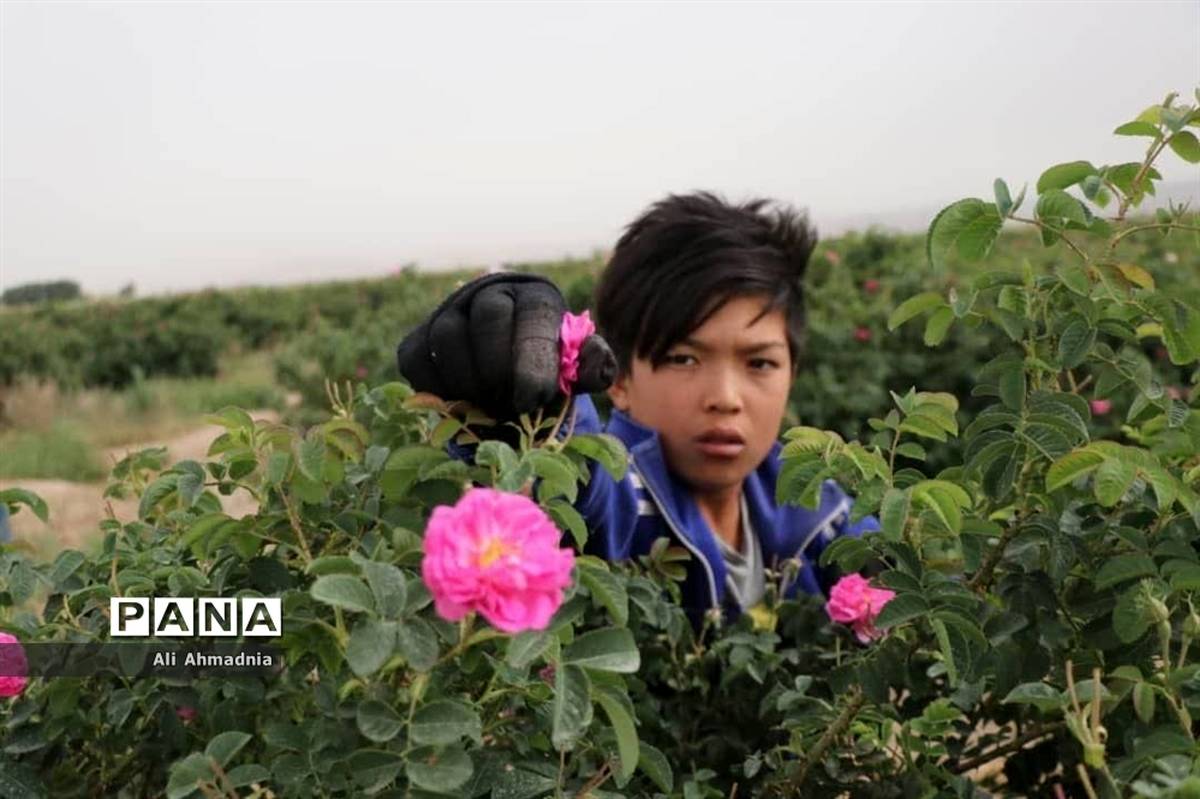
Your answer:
(665, 353), (696, 366)
(750, 358), (780, 371)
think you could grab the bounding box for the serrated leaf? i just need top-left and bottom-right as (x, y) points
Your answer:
(888, 292), (944, 331)
(563, 628), (640, 673)
(1094, 554), (1157, 591)
(1036, 161), (1096, 192)
(410, 700), (482, 746)
(1058, 320), (1096, 369)
(1046, 450), (1105, 491)
(0, 489), (49, 523)
(1116, 264), (1155, 289)
(552, 664), (592, 751)
(1003, 682), (1064, 712)
(205, 731), (251, 768)
(1093, 458), (1136, 507)
(1168, 130), (1200, 163)
(310, 574), (375, 614)
(357, 700), (404, 743)
(926, 199), (1003, 269)
(346, 619), (397, 678)
(1113, 583), (1153, 643)
(879, 488), (910, 542)
(874, 593), (929, 629)
(578, 561), (629, 626)
(506, 630), (555, 669)
(1114, 121), (1160, 137)
(638, 742), (674, 793)
(406, 745), (472, 793)
(923, 306), (954, 346)
(594, 686), (638, 781)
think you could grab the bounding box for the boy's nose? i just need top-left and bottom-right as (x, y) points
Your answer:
(703, 369), (743, 413)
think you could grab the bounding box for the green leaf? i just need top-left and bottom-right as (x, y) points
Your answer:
(1036, 161), (1096, 192)
(565, 434), (628, 482)
(1093, 554), (1157, 591)
(357, 699), (404, 743)
(1046, 450), (1105, 491)
(296, 433), (326, 482)
(506, 630), (555, 669)
(1169, 130), (1200, 163)
(166, 753), (213, 799)
(563, 628), (640, 673)
(1057, 320), (1096, 369)
(406, 745), (473, 793)
(636, 742), (674, 793)
(1132, 682), (1155, 724)
(578, 560), (629, 626)
(310, 574), (375, 614)
(350, 750), (405, 791)
(594, 686), (639, 781)
(1113, 583), (1153, 643)
(138, 474), (178, 520)
(395, 619), (440, 672)
(923, 306), (954, 346)
(205, 731), (251, 768)
(887, 292), (944, 331)
(1114, 121), (1160, 137)
(1036, 190), (1088, 239)
(547, 499), (588, 550)
(1093, 458), (1136, 507)
(305, 555), (360, 576)
(879, 488), (910, 542)
(355, 559), (407, 619)
(225, 765), (270, 789)
(410, 700), (482, 746)
(1003, 682), (1064, 712)
(346, 619), (397, 678)
(0, 489), (49, 522)
(931, 617), (957, 686)
(552, 664), (593, 750)
(873, 593), (929, 630)
(994, 178), (1013, 217)
(926, 199), (1003, 269)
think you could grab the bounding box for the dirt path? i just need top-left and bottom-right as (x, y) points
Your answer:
(1, 410), (279, 554)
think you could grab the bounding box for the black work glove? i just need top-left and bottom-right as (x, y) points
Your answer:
(396, 273), (617, 421)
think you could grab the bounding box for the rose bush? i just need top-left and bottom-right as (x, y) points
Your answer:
(0, 90), (1197, 798)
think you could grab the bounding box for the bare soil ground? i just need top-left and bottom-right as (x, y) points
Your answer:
(1, 410), (279, 555)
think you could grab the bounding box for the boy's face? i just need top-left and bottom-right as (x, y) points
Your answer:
(606, 295), (793, 496)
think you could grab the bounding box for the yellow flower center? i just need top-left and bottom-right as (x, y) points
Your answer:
(477, 536), (513, 567)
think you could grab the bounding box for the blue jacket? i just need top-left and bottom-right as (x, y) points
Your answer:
(568, 395), (880, 622)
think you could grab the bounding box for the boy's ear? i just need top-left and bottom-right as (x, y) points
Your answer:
(606, 372), (630, 413)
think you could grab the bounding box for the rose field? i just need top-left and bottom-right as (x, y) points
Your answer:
(1, 92), (1199, 798)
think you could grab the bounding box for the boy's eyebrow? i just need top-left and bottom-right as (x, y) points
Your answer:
(678, 338), (788, 355)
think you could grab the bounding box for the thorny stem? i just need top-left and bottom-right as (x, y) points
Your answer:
(280, 491), (314, 563)
(1108, 222), (1200, 249)
(782, 685), (865, 792)
(1113, 137), (1171, 224)
(953, 722), (1065, 774)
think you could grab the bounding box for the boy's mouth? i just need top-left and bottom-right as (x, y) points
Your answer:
(695, 428), (746, 458)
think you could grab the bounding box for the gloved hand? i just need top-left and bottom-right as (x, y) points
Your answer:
(396, 273), (617, 420)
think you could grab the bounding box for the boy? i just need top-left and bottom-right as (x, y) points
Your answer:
(397, 192), (878, 622)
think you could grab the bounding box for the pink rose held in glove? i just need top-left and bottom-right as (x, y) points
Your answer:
(0, 632), (29, 698)
(422, 487), (575, 634)
(825, 574), (895, 644)
(558, 311), (596, 396)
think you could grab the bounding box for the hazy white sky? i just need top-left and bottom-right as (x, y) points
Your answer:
(2, 1), (1198, 295)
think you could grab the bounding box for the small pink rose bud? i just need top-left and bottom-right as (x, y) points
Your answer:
(354, 365), (369, 380)
(175, 705), (197, 723)
(825, 250), (842, 266)
(854, 327), (872, 343)
(826, 574), (895, 644)
(538, 664), (556, 684)
(863, 279), (881, 294)
(1090, 399), (1112, 416)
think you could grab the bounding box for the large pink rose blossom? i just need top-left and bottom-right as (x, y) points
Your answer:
(422, 487), (575, 633)
(0, 632), (29, 698)
(825, 574), (895, 644)
(558, 311), (596, 396)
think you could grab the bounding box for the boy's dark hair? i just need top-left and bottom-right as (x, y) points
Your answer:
(595, 191), (816, 375)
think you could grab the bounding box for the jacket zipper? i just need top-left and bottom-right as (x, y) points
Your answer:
(632, 459), (720, 609)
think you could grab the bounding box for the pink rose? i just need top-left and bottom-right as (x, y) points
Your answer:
(175, 705), (197, 723)
(0, 632), (29, 698)
(1090, 399), (1112, 416)
(853, 326), (872, 343)
(558, 311), (596, 396)
(422, 487), (575, 633)
(354, 365), (369, 380)
(863, 278), (881, 294)
(825, 574), (895, 644)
